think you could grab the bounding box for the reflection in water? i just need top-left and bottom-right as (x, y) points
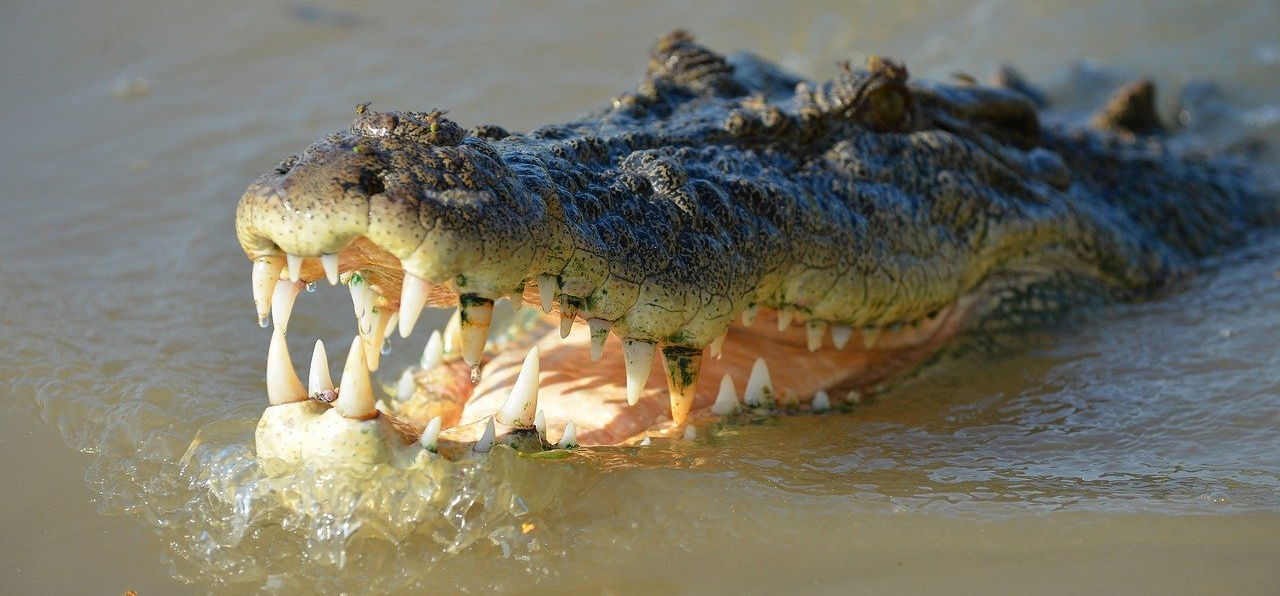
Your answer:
(2, 0), (1280, 592)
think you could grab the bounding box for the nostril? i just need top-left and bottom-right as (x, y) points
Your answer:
(359, 169), (386, 195)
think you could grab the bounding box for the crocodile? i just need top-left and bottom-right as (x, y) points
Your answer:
(235, 31), (1275, 465)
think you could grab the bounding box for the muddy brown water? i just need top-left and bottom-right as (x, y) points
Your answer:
(2, 0), (1280, 594)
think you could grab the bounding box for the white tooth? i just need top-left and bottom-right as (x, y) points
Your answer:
(420, 330), (444, 370)
(639, 436), (651, 446)
(710, 374), (739, 416)
(537, 274), (557, 314)
(812, 390), (831, 413)
(416, 330), (445, 373)
(558, 420), (578, 448)
(777, 309), (793, 331)
(398, 272), (429, 338)
(383, 312), (399, 339)
(320, 254), (340, 285)
(336, 337), (376, 418)
(588, 318), (610, 362)
(308, 339), (333, 395)
(266, 327), (306, 405)
(348, 272), (372, 328)
(361, 306), (393, 371)
(419, 416), (442, 452)
(831, 325), (854, 350)
(806, 320), (828, 352)
(682, 425), (698, 440)
(742, 303), (759, 326)
(534, 409), (546, 437)
(474, 417), (495, 453)
(709, 330), (727, 360)
(285, 253), (304, 282)
(251, 255), (285, 327)
(743, 357), (773, 407)
(459, 296), (494, 368)
(622, 338), (656, 406)
(443, 308), (461, 355)
(495, 346), (539, 428)
(395, 368), (416, 401)
(270, 279), (303, 332)
(862, 327), (881, 349)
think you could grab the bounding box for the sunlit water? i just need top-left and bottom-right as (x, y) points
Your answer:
(2, 0), (1279, 593)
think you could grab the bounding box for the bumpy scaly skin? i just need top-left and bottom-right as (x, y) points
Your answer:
(237, 32), (1272, 373)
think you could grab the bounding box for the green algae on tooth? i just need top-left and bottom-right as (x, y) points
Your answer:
(458, 294), (494, 372)
(661, 345), (703, 426)
(251, 255), (285, 327)
(494, 347), (539, 429)
(557, 420), (578, 449)
(419, 416), (442, 452)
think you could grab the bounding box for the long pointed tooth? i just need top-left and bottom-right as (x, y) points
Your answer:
(383, 312), (399, 339)
(812, 390), (831, 413)
(622, 338), (656, 406)
(271, 279), (303, 332)
(495, 347), (539, 428)
(559, 299), (576, 338)
(588, 318), (610, 362)
(742, 303), (759, 326)
(862, 326), (882, 349)
(398, 272), (429, 338)
(420, 330), (444, 370)
(442, 308), (462, 355)
(474, 417), (495, 453)
(252, 256), (285, 327)
(743, 357), (774, 407)
(348, 272), (373, 330)
(806, 320), (828, 352)
(308, 339), (333, 395)
(361, 306), (393, 371)
(558, 420), (578, 448)
(777, 309), (793, 331)
(661, 346), (702, 427)
(336, 337), (376, 418)
(710, 373), (739, 416)
(534, 409), (546, 437)
(831, 325), (854, 350)
(709, 330), (727, 360)
(285, 253), (304, 282)
(320, 254), (340, 285)
(419, 416), (442, 452)
(459, 295), (494, 369)
(537, 274), (557, 314)
(266, 327), (306, 405)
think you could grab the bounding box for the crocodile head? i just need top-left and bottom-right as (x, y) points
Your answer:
(236, 32), (1266, 462)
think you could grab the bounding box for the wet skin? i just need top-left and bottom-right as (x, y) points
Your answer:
(236, 31), (1276, 459)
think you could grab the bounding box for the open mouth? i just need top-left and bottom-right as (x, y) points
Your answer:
(246, 235), (971, 460)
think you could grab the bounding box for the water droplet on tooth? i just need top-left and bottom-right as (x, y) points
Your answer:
(709, 330), (727, 360)
(270, 279), (303, 332)
(420, 330), (444, 371)
(336, 337), (375, 419)
(622, 338), (656, 406)
(743, 357), (773, 407)
(862, 326), (881, 349)
(777, 309), (793, 331)
(558, 420), (578, 449)
(285, 253), (304, 283)
(308, 339), (333, 395)
(587, 318), (610, 362)
(320, 254), (340, 285)
(537, 274), (557, 314)
(419, 416), (442, 452)
(266, 326), (306, 405)
(459, 295), (494, 369)
(252, 255), (285, 326)
(661, 346), (703, 427)
(474, 417), (496, 453)
(812, 390), (831, 413)
(398, 271), (429, 338)
(806, 320), (828, 352)
(495, 346), (539, 428)
(831, 325), (854, 350)
(710, 373), (739, 416)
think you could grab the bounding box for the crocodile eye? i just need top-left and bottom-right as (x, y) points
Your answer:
(358, 169), (385, 195)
